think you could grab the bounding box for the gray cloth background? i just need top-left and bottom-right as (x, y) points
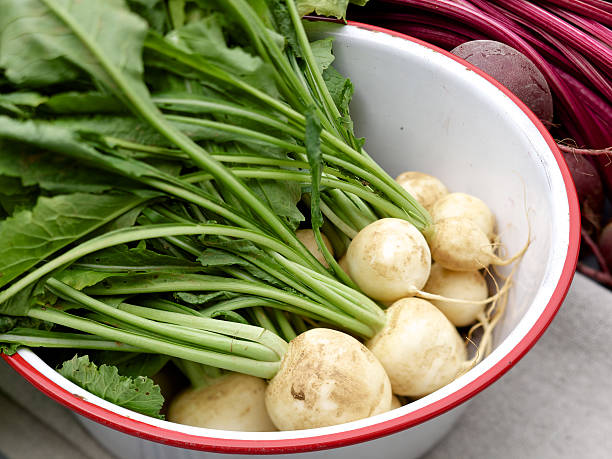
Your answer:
(1, 273), (611, 459)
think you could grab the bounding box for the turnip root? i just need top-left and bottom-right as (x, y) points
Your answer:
(168, 373), (276, 431)
(431, 192), (495, 239)
(296, 229), (334, 268)
(366, 298), (467, 397)
(395, 171), (448, 212)
(265, 328), (392, 430)
(428, 218), (497, 271)
(423, 263), (489, 327)
(345, 218), (431, 302)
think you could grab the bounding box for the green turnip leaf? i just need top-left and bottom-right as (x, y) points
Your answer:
(310, 38), (336, 73)
(58, 355), (164, 419)
(0, 192), (147, 288)
(297, 0), (350, 19)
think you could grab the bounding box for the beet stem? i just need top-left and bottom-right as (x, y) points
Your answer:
(577, 263), (612, 288)
(581, 227), (611, 274)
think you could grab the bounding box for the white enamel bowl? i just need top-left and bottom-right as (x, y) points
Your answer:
(3, 21), (579, 459)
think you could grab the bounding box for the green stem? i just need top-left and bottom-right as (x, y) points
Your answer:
(0, 224), (305, 305)
(252, 307), (279, 336)
(184, 168), (410, 220)
(318, 197), (359, 238)
(271, 255), (385, 329)
(277, 255), (385, 320)
(199, 297), (327, 322)
(164, 114), (307, 154)
(346, 192), (380, 222)
(155, 96), (305, 140)
(115, 303), (287, 358)
(273, 309), (297, 342)
(27, 307), (280, 378)
(327, 190), (375, 230)
(46, 279), (280, 363)
(84, 274), (375, 338)
(290, 314), (308, 335)
(0, 331), (143, 352)
(106, 137), (187, 158)
(138, 298), (203, 316)
(238, 253), (344, 315)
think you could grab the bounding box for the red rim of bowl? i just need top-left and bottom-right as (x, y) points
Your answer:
(2, 21), (580, 455)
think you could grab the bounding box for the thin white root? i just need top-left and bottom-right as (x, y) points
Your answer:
(461, 260), (517, 371)
(492, 180), (534, 267)
(415, 278), (512, 306)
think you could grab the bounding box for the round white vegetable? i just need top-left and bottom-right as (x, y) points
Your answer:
(428, 218), (496, 271)
(366, 298), (467, 397)
(424, 263), (489, 327)
(431, 192), (495, 239)
(346, 218), (431, 302)
(390, 395), (402, 410)
(395, 171), (448, 212)
(265, 328), (392, 430)
(168, 373), (276, 431)
(296, 229), (334, 268)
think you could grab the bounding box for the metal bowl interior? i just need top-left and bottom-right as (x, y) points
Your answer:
(3, 20), (580, 455)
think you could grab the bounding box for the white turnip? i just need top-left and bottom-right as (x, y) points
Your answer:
(265, 328), (392, 430)
(168, 373), (277, 431)
(423, 263), (489, 327)
(366, 298), (468, 397)
(395, 171), (448, 212)
(431, 192), (496, 239)
(345, 218), (431, 302)
(427, 218), (498, 271)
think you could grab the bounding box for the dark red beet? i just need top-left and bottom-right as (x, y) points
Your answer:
(562, 152), (604, 232)
(451, 40), (554, 123)
(600, 221), (612, 273)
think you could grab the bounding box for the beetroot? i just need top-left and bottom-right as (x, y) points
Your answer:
(600, 222), (612, 274)
(451, 40), (554, 123)
(562, 152), (604, 232)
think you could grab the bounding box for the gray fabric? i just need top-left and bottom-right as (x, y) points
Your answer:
(0, 361), (115, 459)
(0, 273), (611, 459)
(423, 273), (612, 459)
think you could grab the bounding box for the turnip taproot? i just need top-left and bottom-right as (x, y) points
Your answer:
(168, 373), (277, 431)
(423, 263), (489, 327)
(431, 192), (496, 239)
(296, 229), (335, 268)
(395, 171), (448, 212)
(265, 328), (392, 430)
(345, 218), (431, 302)
(366, 298), (468, 397)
